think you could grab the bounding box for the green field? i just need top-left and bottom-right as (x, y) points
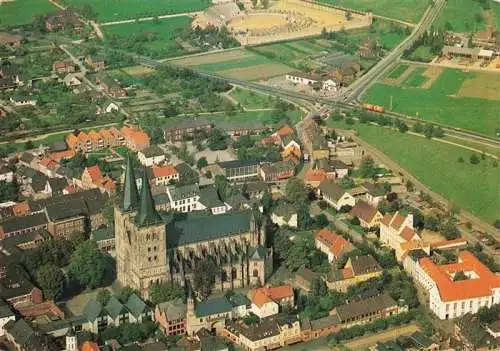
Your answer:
(435, 0), (500, 32)
(327, 120), (499, 224)
(62, 0), (210, 21)
(194, 54), (277, 73)
(388, 64), (409, 79)
(318, 0), (428, 23)
(103, 16), (192, 58)
(230, 88), (274, 109)
(402, 67), (428, 87)
(364, 67), (498, 136)
(0, 0), (57, 27)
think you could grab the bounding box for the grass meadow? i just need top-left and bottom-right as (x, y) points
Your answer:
(327, 120), (499, 224)
(0, 0), (57, 27)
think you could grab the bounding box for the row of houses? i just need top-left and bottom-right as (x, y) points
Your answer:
(66, 126), (150, 153)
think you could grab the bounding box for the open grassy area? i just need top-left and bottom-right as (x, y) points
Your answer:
(103, 16), (192, 58)
(435, 0), (498, 32)
(327, 120), (499, 224)
(388, 64), (409, 79)
(0, 0), (57, 27)
(364, 66), (499, 136)
(229, 88), (274, 109)
(317, 0), (428, 23)
(62, 0), (210, 21)
(206, 109), (303, 125)
(402, 67), (428, 87)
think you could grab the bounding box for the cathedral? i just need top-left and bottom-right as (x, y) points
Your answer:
(115, 157), (273, 298)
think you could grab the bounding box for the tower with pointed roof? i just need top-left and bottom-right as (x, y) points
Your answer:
(115, 156), (168, 298)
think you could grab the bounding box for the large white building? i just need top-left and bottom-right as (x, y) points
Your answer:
(379, 211), (429, 261)
(414, 251), (500, 320)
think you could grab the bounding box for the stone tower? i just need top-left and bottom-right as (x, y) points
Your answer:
(115, 156), (169, 299)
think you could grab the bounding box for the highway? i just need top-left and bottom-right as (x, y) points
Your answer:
(339, 0), (447, 102)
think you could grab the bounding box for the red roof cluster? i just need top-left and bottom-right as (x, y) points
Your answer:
(419, 251), (500, 301)
(249, 285), (294, 307)
(315, 228), (354, 258)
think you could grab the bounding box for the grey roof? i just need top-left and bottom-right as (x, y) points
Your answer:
(242, 181), (268, 194)
(295, 267), (321, 283)
(4, 319), (35, 346)
(332, 294), (397, 322)
(157, 299), (186, 321)
(125, 293), (148, 318)
(49, 141), (68, 152)
(19, 152), (35, 164)
(362, 182), (385, 197)
(164, 116), (211, 131)
(140, 342), (168, 351)
(200, 335), (228, 351)
(225, 192), (250, 210)
(16, 165), (37, 178)
(48, 177), (68, 193)
(167, 211), (251, 247)
(82, 299), (103, 321)
(218, 160), (259, 169)
(91, 226), (115, 242)
(140, 145), (165, 158)
(329, 159), (349, 170)
(168, 183), (200, 202)
(31, 172), (48, 192)
(105, 296), (127, 319)
(0, 264), (37, 300)
(319, 180), (346, 201)
(249, 245), (267, 261)
(310, 315), (341, 331)
(198, 186), (224, 209)
(195, 297), (232, 317)
(227, 315), (298, 342)
(28, 188), (106, 215)
(229, 293), (251, 308)
(1, 228), (51, 250)
(45, 200), (87, 221)
(349, 255), (382, 276)
(273, 202), (297, 220)
(0, 212), (48, 233)
(0, 299), (14, 318)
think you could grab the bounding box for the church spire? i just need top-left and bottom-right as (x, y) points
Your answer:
(135, 167), (161, 226)
(122, 154), (139, 212)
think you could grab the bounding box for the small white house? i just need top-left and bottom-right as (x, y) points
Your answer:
(270, 203), (298, 228)
(166, 184), (202, 213)
(104, 102), (119, 113)
(0, 166), (14, 182)
(10, 96), (36, 107)
(318, 180), (355, 211)
(137, 145), (166, 167)
(250, 300), (279, 319)
(321, 79), (338, 91)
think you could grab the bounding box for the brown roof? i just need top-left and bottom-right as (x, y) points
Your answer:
(349, 201), (379, 223)
(400, 227), (416, 241)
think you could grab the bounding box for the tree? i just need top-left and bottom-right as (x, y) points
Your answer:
(494, 219), (500, 229)
(453, 271), (468, 281)
(96, 289), (111, 306)
(359, 157), (377, 178)
(397, 121), (408, 133)
(69, 231), (88, 249)
(68, 241), (108, 289)
(413, 122), (423, 134)
(262, 0), (270, 9)
(262, 190), (273, 213)
(457, 156), (464, 163)
(315, 213), (329, 228)
(0, 180), (19, 202)
(36, 263), (66, 301)
(470, 153), (480, 164)
(193, 258), (218, 299)
(118, 287), (140, 303)
(345, 11), (352, 20)
(285, 178), (308, 204)
(298, 204), (314, 229)
(207, 129), (228, 150)
(196, 157), (208, 170)
(149, 282), (185, 305)
(251, 0), (257, 7)
(424, 216), (440, 231)
(405, 180), (414, 192)
(432, 126), (444, 138)
(205, 170), (212, 179)
(339, 177), (355, 189)
(311, 278), (327, 297)
(423, 124), (434, 138)
(440, 218), (460, 240)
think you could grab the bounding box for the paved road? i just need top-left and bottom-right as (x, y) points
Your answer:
(339, 0), (446, 102)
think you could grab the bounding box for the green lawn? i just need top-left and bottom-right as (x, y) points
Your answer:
(405, 45), (435, 62)
(0, 0), (57, 27)
(206, 110), (303, 125)
(195, 54), (273, 73)
(62, 0), (210, 21)
(103, 16), (192, 58)
(388, 64), (409, 79)
(317, 0), (429, 23)
(230, 88), (274, 109)
(402, 67), (428, 87)
(435, 0), (497, 32)
(364, 67), (498, 136)
(327, 120), (499, 224)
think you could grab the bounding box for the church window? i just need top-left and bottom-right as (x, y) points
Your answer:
(253, 269), (259, 277)
(154, 246), (157, 251)
(148, 247), (151, 252)
(146, 234), (151, 241)
(154, 255), (157, 261)
(148, 257), (151, 262)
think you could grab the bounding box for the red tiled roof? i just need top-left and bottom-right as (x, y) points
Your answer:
(82, 341), (101, 351)
(315, 228), (353, 257)
(276, 125), (295, 137)
(390, 213), (406, 230)
(400, 227), (417, 241)
(381, 214), (392, 226)
(250, 285), (294, 307)
(12, 202), (30, 216)
(49, 150), (75, 161)
(419, 251), (500, 302)
(340, 268), (354, 279)
(85, 165), (102, 184)
(304, 168), (327, 182)
(152, 165), (178, 178)
(39, 157), (58, 169)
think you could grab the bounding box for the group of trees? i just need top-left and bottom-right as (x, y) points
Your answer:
(183, 25), (240, 51)
(0, 179), (19, 202)
(22, 234), (111, 301)
(403, 28), (445, 61)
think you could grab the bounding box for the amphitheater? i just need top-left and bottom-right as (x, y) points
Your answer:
(193, 0), (373, 45)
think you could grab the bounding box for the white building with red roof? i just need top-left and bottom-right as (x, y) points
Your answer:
(418, 251), (500, 320)
(248, 285), (294, 318)
(380, 211), (429, 261)
(315, 228), (355, 263)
